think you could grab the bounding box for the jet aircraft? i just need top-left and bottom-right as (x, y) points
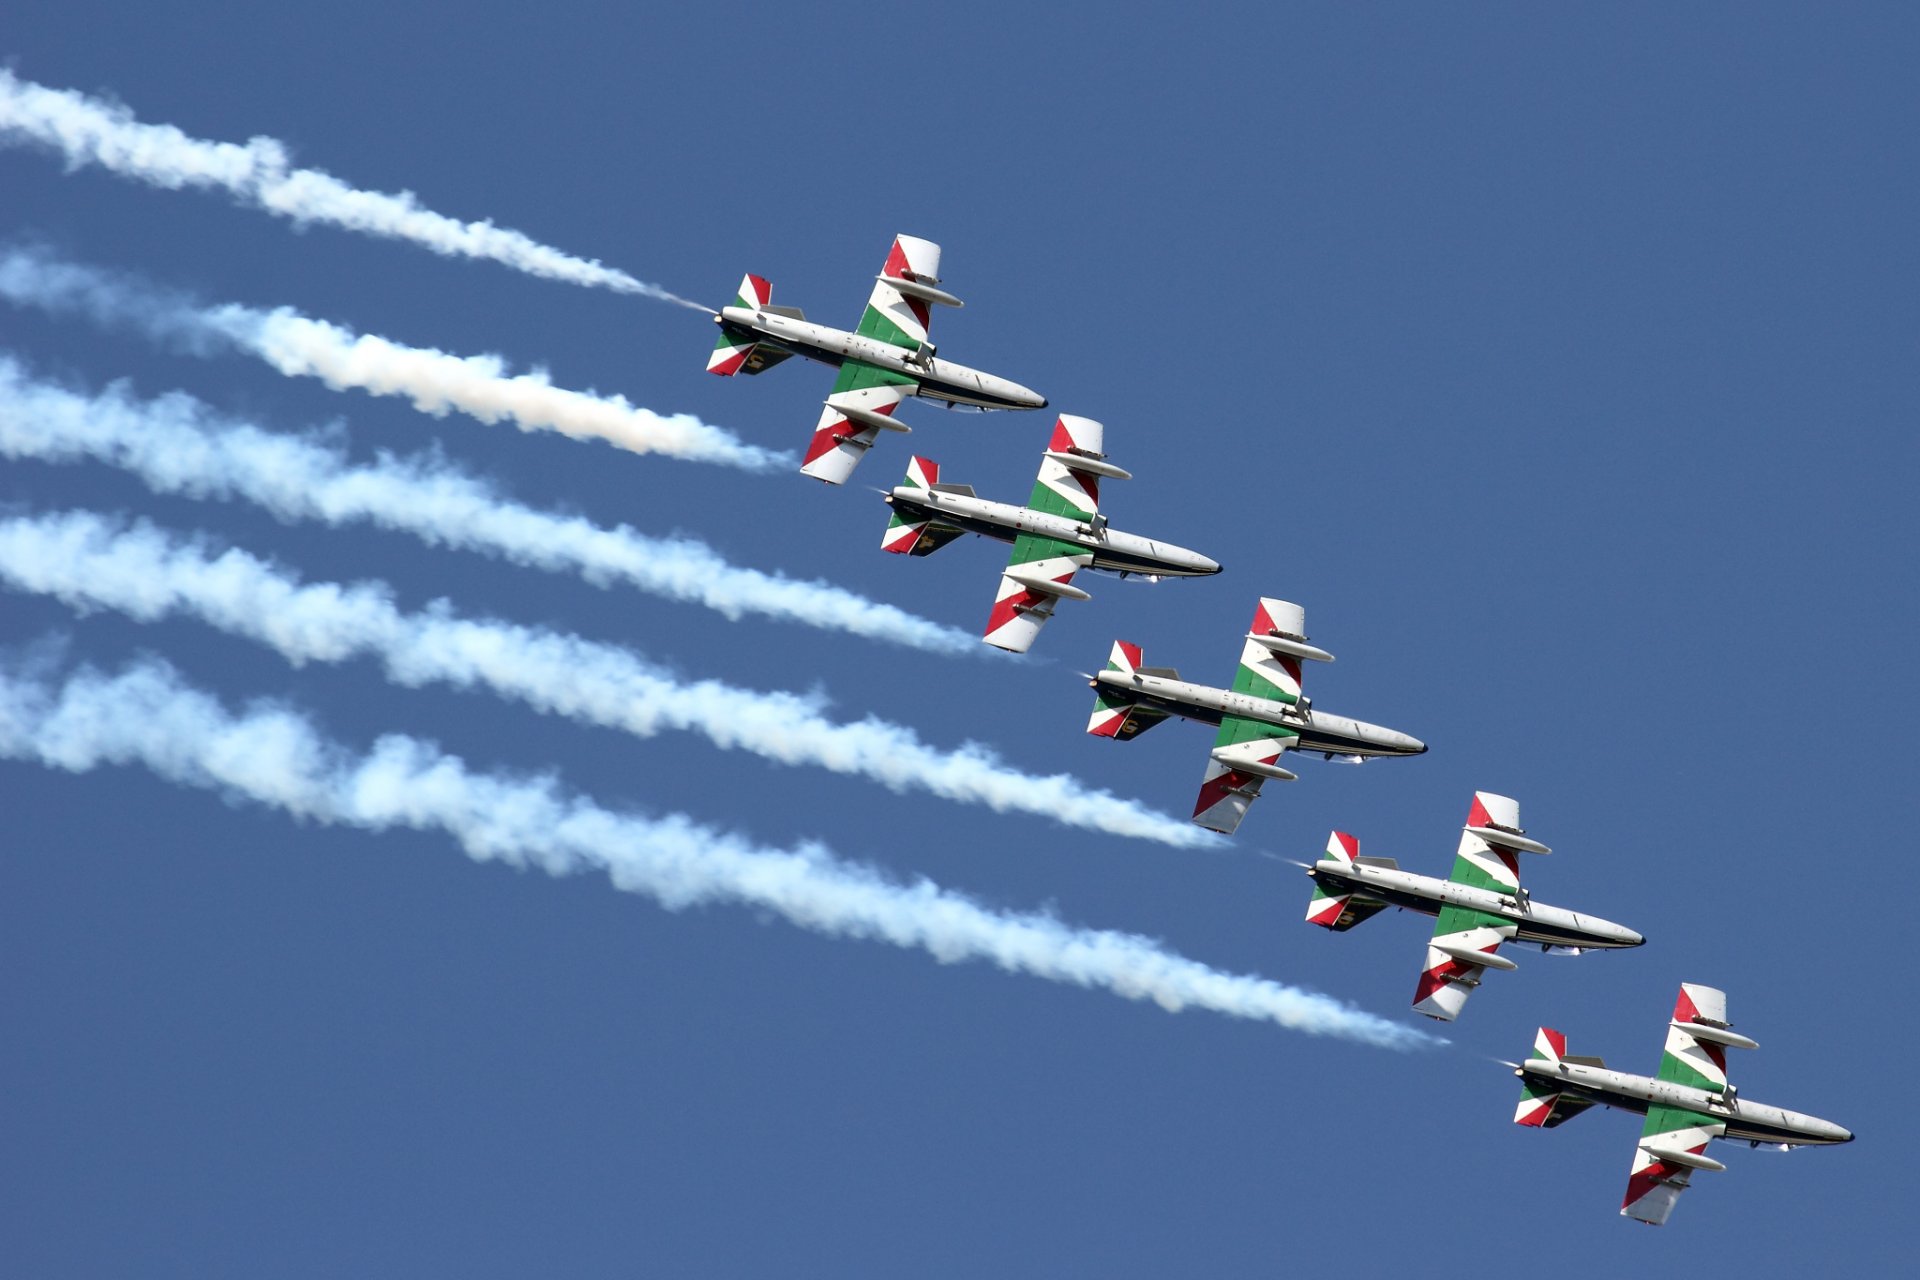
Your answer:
(1085, 598), (1425, 834)
(1303, 791), (1644, 1021)
(706, 234), (1048, 484)
(1513, 983), (1852, 1225)
(881, 415), (1221, 652)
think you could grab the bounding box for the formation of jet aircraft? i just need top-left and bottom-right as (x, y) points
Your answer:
(1303, 792), (1643, 1021)
(1085, 598), (1425, 834)
(1513, 984), (1852, 1224)
(881, 414), (1221, 652)
(707, 234), (1046, 484)
(696, 234), (1851, 1222)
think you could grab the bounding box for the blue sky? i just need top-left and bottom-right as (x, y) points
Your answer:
(2, 3), (1915, 1274)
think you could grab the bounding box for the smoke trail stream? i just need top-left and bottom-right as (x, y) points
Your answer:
(0, 356), (972, 654)
(0, 69), (702, 306)
(0, 247), (781, 470)
(0, 655), (1437, 1049)
(0, 509), (1210, 848)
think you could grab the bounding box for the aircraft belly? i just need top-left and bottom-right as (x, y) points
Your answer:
(1513, 920), (1608, 947)
(1087, 546), (1201, 576)
(727, 324), (843, 371)
(1308, 871), (1439, 918)
(915, 376), (1027, 409)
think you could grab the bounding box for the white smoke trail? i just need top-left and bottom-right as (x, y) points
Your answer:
(0, 357), (975, 654)
(0, 509), (1211, 848)
(0, 655), (1434, 1049)
(0, 69), (705, 307)
(0, 247), (785, 471)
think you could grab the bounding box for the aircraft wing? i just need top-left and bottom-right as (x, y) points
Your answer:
(984, 534), (1093, 653)
(1192, 714), (1300, 835)
(859, 234), (952, 352)
(1191, 596), (1328, 834)
(800, 360), (917, 485)
(1623, 983), (1753, 1224)
(1412, 904), (1518, 1021)
(1622, 1105), (1726, 1225)
(1514, 1028), (1606, 1128)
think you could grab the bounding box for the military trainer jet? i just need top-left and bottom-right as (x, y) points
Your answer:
(1303, 791), (1644, 1021)
(1085, 598), (1425, 834)
(1512, 983), (1852, 1224)
(706, 234), (1047, 484)
(881, 414), (1221, 653)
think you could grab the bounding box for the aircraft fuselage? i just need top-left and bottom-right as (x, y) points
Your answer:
(716, 308), (1045, 411)
(1515, 1059), (1852, 1147)
(886, 487), (1221, 579)
(1090, 669), (1426, 758)
(1306, 859), (1643, 950)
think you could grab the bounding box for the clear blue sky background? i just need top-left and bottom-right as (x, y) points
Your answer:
(3, 4), (1915, 1274)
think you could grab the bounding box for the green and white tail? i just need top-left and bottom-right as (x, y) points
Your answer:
(1512, 1027), (1601, 1128)
(1303, 830), (1390, 931)
(1086, 641), (1173, 740)
(707, 274), (796, 376)
(880, 456), (966, 556)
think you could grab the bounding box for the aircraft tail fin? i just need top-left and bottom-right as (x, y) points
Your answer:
(881, 457), (965, 556)
(1513, 1028), (1602, 1127)
(1087, 642), (1172, 740)
(709, 273), (780, 375)
(1305, 831), (1389, 930)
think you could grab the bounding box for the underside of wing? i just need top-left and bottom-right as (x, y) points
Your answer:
(1192, 713), (1299, 835)
(857, 234), (953, 353)
(801, 360), (916, 485)
(1412, 904), (1517, 1021)
(984, 534), (1092, 653)
(1623, 1105), (1726, 1225)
